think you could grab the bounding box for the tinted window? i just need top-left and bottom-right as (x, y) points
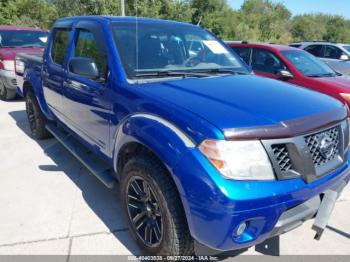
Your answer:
(74, 29), (107, 78)
(289, 44), (301, 48)
(304, 45), (323, 57)
(251, 48), (287, 74)
(282, 50), (335, 77)
(343, 45), (350, 53)
(111, 22), (249, 79)
(51, 29), (70, 65)
(0, 30), (47, 48)
(324, 45), (344, 59)
(232, 47), (251, 65)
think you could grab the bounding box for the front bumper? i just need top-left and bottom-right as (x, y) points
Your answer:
(173, 148), (350, 252)
(0, 69), (17, 90)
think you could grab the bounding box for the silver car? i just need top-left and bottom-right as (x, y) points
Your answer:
(289, 42), (350, 76)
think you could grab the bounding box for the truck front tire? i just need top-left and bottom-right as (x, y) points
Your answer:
(25, 90), (51, 139)
(120, 155), (194, 255)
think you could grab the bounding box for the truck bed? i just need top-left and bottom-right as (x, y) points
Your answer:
(15, 52), (43, 97)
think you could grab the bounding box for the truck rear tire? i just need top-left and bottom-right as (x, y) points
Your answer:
(120, 154), (194, 256)
(25, 90), (51, 139)
(0, 82), (17, 101)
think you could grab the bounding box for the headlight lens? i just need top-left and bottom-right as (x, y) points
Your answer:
(199, 139), (275, 180)
(15, 60), (25, 74)
(1, 60), (15, 71)
(340, 93), (350, 105)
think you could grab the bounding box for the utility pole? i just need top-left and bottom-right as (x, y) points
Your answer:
(121, 0), (125, 16)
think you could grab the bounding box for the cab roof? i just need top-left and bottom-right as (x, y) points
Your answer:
(55, 15), (197, 28)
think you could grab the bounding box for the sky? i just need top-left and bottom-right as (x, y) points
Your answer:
(228, 0), (350, 19)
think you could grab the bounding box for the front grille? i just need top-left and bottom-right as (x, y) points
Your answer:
(271, 144), (292, 172)
(305, 126), (340, 167)
(11, 79), (17, 85)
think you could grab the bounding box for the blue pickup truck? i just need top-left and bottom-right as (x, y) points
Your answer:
(17, 16), (350, 255)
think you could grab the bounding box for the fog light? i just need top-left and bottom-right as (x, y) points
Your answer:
(234, 222), (247, 236)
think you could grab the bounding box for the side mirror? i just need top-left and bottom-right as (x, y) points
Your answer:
(277, 70), (293, 80)
(340, 54), (349, 61)
(69, 57), (100, 79)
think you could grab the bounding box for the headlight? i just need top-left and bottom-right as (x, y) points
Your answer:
(199, 139), (275, 180)
(340, 93), (350, 105)
(15, 60), (25, 74)
(1, 60), (15, 71)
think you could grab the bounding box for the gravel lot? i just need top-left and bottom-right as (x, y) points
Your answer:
(0, 99), (349, 259)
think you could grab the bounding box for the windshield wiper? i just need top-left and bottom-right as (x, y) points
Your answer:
(195, 68), (248, 75)
(134, 70), (210, 79)
(0, 46), (17, 48)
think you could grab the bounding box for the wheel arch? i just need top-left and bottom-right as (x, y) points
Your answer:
(23, 78), (53, 121)
(112, 113), (198, 233)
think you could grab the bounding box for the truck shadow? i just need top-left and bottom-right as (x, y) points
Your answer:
(9, 109), (140, 255)
(8, 109), (281, 259)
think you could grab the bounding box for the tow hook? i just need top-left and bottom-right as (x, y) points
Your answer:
(312, 180), (346, 240)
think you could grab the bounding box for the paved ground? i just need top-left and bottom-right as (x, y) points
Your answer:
(0, 99), (349, 259)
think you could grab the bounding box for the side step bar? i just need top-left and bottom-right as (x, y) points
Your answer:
(46, 124), (116, 188)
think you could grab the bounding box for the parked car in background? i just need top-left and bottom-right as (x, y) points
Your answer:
(289, 42), (350, 76)
(0, 26), (47, 100)
(228, 42), (350, 107)
(18, 16), (350, 255)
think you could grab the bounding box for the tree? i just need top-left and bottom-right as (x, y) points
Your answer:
(125, 0), (192, 22)
(191, 0), (236, 38)
(0, 0), (58, 29)
(0, 0), (349, 43)
(51, 0), (120, 17)
(235, 0), (293, 43)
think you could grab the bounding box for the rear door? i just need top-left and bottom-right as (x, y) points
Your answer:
(62, 20), (111, 154)
(42, 27), (72, 119)
(304, 44), (324, 60)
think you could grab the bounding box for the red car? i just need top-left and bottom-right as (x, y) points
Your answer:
(228, 42), (350, 107)
(0, 26), (47, 100)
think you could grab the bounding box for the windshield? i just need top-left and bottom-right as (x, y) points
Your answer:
(281, 50), (336, 77)
(111, 21), (250, 79)
(343, 45), (350, 53)
(0, 30), (47, 48)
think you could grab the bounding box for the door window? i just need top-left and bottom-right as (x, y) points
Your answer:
(324, 45), (344, 59)
(74, 29), (107, 80)
(251, 48), (287, 74)
(232, 47), (251, 65)
(51, 28), (70, 66)
(304, 45), (323, 57)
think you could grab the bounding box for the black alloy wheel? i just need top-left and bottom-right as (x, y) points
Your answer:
(126, 176), (163, 247)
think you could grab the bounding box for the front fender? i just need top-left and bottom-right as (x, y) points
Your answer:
(113, 114), (196, 174)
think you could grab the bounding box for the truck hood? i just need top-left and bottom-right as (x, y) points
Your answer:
(0, 47), (44, 60)
(144, 75), (345, 133)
